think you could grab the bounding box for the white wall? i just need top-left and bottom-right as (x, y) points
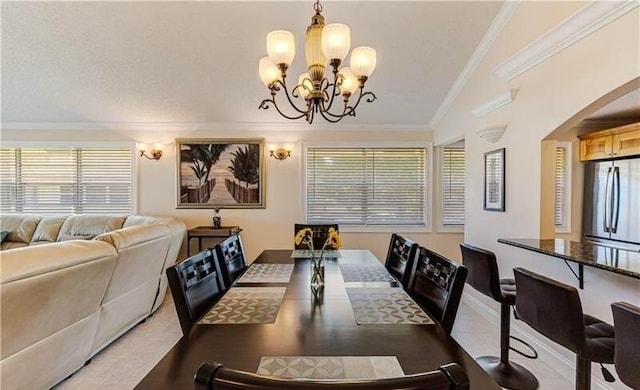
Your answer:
(434, 0), (640, 325)
(0, 128), (464, 262)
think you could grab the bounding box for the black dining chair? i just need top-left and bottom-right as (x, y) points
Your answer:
(294, 223), (339, 250)
(407, 246), (467, 334)
(459, 243), (538, 390)
(213, 234), (248, 287)
(514, 268), (615, 390)
(384, 233), (419, 288)
(195, 361), (469, 390)
(611, 301), (640, 389)
(166, 249), (226, 336)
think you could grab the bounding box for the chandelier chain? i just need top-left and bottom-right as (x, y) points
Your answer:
(313, 0), (322, 14)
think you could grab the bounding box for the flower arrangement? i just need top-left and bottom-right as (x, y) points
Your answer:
(294, 227), (342, 288)
(294, 227), (343, 256)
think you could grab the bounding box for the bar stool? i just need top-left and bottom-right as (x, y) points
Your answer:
(514, 268), (615, 390)
(460, 244), (538, 390)
(611, 302), (640, 389)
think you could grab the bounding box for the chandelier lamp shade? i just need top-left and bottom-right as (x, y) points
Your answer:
(258, 0), (377, 124)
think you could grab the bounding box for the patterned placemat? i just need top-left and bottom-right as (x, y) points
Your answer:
(339, 264), (396, 283)
(237, 264), (295, 283)
(199, 287), (286, 324)
(257, 356), (404, 379)
(346, 288), (434, 325)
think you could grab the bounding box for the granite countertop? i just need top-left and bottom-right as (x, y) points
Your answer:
(498, 238), (640, 280)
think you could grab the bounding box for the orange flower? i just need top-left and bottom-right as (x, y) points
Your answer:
(294, 228), (313, 246)
(325, 227), (343, 249)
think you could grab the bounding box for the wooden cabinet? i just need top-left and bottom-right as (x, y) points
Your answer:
(579, 122), (640, 161)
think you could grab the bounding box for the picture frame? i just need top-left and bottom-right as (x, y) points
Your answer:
(176, 138), (265, 209)
(484, 148), (505, 212)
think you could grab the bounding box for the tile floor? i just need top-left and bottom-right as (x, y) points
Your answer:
(54, 292), (625, 389)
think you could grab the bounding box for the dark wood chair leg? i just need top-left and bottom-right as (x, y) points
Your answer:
(576, 356), (591, 390)
(476, 303), (539, 390)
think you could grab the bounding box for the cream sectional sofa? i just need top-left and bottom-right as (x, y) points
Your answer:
(0, 214), (186, 390)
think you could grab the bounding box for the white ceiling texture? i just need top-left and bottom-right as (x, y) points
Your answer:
(1, 1), (503, 129)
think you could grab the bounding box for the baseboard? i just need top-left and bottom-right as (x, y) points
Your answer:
(461, 291), (616, 390)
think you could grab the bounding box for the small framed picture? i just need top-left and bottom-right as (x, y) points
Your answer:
(484, 148), (505, 212)
(176, 138), (265, 209)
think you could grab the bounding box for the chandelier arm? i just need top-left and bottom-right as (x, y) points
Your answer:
(319, 96), (349, 119)
(346, 88), (377, 113)
(273, 79), (309, 114)
(322, 70), (342, 113)
(259, 96), (309, 120)
(318, 107), (346, 123)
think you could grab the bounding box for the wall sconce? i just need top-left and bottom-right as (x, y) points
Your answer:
(137, 143), (164, 160)
(477, 125), (507, 143)
(268, 144), (293, 160)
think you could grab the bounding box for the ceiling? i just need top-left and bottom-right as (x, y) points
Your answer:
(1, 1), (502, 128)
(588, 88), (640, 120)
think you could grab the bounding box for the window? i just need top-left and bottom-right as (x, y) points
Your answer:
(0, 147), (134, 214)
(305, 146), (427, 226)
(554, 143), (571, 232)
(441, 145), (465, 226)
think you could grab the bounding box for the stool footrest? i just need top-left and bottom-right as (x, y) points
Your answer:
(509, 335), (538, 359)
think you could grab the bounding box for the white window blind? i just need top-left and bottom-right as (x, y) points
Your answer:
(306, 147), (426, 226)
(442, 146), (465, 226)
(0, 147), (133, 214)
(554, 146), (567, 226)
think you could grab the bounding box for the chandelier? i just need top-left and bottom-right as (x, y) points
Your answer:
(258, 0), (377, 124)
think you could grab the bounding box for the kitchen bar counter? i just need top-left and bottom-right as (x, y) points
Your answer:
(498, 239), (640, 285)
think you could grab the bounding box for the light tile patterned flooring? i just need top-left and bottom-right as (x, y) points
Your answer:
(54, 292), (623, 389)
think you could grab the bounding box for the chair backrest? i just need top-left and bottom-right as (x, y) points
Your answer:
(611, 301), (640, 388)
(513, 268), (587, 356)
(459, 243), (504, 302)
(166, 249), (225, 336)
(384, 233), (419, 287)
(407, 246), (468, 334)
(294, 224), (339, 250)
(195, 361), (469, 390)
(213, 234), (248, 286)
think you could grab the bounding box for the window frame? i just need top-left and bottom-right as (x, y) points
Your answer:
(437, 142), (465, 233)
(554, 141), (572, 234)
(1, 141), (138, 214)
(302, 141), (433, 233)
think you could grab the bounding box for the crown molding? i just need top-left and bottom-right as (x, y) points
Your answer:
(429, 1), (520, 130)
(477, 125), (507, 143)
(472, 89), (518, 117)
(494, 1), (639, 81)
(0, 122), (431, 133)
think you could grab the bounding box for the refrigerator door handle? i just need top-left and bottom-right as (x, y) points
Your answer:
(603, 167), (612, 233)
(611, 166), (620, 234)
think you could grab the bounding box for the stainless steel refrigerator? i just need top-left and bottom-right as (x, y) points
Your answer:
(583, 157), (640, 251)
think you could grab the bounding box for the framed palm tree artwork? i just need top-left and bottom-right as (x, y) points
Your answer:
(176, 138), (265, 208)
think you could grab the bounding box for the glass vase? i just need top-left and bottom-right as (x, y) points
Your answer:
(310, 256), (325, 289)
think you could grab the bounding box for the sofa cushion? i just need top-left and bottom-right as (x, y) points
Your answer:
(0, 215), (42, 244)
(123, 215), (161, 227)
(57, 215), (126, 242)
(31, 216), (67, 244)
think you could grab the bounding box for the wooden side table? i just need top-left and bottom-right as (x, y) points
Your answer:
(186, 226), (242, 256)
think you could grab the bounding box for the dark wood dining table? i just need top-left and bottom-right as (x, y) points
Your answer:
(136, 249), (500, 389)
